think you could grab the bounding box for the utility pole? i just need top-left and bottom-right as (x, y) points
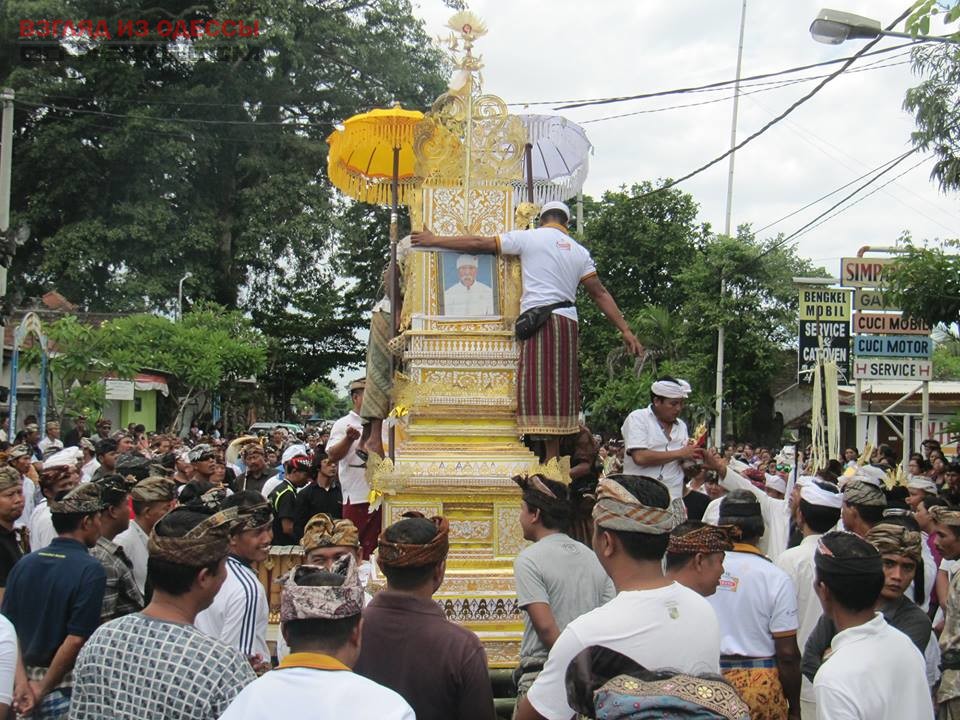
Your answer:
(714, 1), (747, 448)
(0, 89), (14, 392)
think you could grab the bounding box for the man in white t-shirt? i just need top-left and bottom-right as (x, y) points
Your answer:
(115, 476), (178, 595)
(775, 478), (843, 720)
(219, 556), (414, 720)
(327, 378), (379, 559)
(812, 530), (932, 720)
(514, 474), (720, 720)
(444, 255), (494, 316)
(37, 422), (64, 458)
(621, 377), (700, 500)
(195, 492), (274, 674)
(412, 202), (643, 461)
(708, 490), (800, 720)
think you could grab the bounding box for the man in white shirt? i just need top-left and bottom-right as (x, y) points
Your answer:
(443, 255), (494, 316)
(327, 379), (379, 559)
(79, 439), (99, 483)
(514, 474), (721, 720)
(37, 422), (64, 458)
(412, 202), (643, 461)
(512, 475), (615, 706)
(812, 530), (932, 720)
(665, 521), (735, 597)
(708, 490), (801, 720)
(114, 476), (178, 595)
(621, 377), (701, 500)
(29, 466), (79, 551)
(775, 478), (843, 720)
(195, 492), (274, 673)
(219, 555), (414, 720)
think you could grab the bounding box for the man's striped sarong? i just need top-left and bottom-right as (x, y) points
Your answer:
(517, 313), (580, 437)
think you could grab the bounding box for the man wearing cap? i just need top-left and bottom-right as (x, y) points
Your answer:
(2, 484), (107, 719)
(706, 490), (800, 720)
(665, 520), (736, 597)
(268, 455), (313, 546)
(30, 466), (80, 552)
(355, 513), (495, 720)
(0, 467), (26, 600)
(514, 475), (720, 720)
(38, 422), (64, 459)
(233, 444), (278, 498)
(327, 379), (379, 558)
(188, 444), (217, 485)
(774, 478), (842, 720)
(89, 476), (144, 621)
(9, 445), (41, 535)
(511, 475), (614, 710)
(809, 531), (932, 719)
(114, 476), (177, 597)
(275, 515), (373, 661)
(218, 556), (414, 719)
(412, 203), (643, 462)
(69, 504), (256, 719)
(195, 491), (274, 673)
(443, 254), (494, 316)
(840, 476), (887, 538)
(621, 376), (702, 500)
(293, 452), (342, 537)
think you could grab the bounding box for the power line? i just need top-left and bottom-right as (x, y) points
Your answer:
(632, 5), (916, 202)
(579, 58), (909, 125)
(549, 41), (917, 111)
(786, 154), (934, 243)
(754, 151), (921, 234)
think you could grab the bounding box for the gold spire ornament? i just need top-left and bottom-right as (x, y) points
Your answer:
(524, 456), (573, 486)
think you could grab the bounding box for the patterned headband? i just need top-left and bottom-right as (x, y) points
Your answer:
(592, 477), (685, 535)
(377, 512), (450, 568)
(279, 553), (364, 622)
(148, 507), (236, 567)
(866, 523), (922, 563)
(667, 524), (739, 555)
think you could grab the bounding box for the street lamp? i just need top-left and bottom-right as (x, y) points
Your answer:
(810, 8), (960, 45)
(177, 271), (192, 321)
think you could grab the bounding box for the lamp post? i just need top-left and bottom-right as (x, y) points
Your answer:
(810, 8), (960, 45)
(177, 272), (192, 321)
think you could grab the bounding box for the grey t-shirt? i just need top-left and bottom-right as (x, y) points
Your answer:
(514, 533), (616, 663)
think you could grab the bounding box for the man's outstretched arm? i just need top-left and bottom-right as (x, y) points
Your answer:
(580, 275), (644, 355)
(411, 229), (498, 254)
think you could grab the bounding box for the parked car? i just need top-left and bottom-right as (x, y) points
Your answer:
(248, 422), (304, 437)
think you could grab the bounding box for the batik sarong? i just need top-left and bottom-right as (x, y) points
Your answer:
(360, 308), (393, 421)
(720, 657), (788, 720)
(517, 313), (580, 436)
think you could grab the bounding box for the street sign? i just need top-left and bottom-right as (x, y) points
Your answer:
(798, 288), (851, 321)
(841, 257), (893, 288)
(104, 379), (135, 401)
(853, 335), (933, 358)
(854, 289), (898, 312)
(852, 357), (933, 381)
(798, 320), (851, 383)
(852, 312), (930, 335)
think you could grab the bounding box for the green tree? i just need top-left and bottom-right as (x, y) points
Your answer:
(291, 382), (347, 419)
(884, 236), (960, 328)
(0, 0), (448, 408)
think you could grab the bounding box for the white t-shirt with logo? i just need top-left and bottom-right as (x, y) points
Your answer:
(525, 582), (721, 720)
(497, 227), (597, 322)
(708, 547), (798, 658)
(327, 411), (367, 504)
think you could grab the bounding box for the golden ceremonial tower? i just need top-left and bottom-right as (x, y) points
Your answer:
(370, 12), (538, 666)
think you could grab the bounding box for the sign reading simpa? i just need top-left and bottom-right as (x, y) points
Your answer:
(853, 335), (933, 358)
(798, 289), (851, 321)
(852, 358), (933, 381)
(852, 312), (930, 335)
(841, 257), (892, 288)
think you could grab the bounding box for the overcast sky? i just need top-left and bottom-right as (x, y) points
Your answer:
(411, 0), (959, 276)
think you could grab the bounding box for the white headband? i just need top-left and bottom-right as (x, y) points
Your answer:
(765, 474), (787, 494)
(796, 475), (819, 489)
(907, 476), (938, 494)
(801, 482), (843, 509)
(651, 379), (691, 399)
(854, 465), (886, 488)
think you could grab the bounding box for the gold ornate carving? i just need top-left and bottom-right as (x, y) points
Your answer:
(495, 503), (527, 557)
(449, 519), (492, 541)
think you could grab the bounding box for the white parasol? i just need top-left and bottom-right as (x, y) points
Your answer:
(516, 114), (592, 205)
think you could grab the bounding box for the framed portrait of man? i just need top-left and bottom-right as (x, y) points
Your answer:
(437, 252), (500, 317)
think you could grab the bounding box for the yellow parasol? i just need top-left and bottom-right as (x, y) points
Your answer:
(326, 103), (424, 463)
(326, 104), (424, 207)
